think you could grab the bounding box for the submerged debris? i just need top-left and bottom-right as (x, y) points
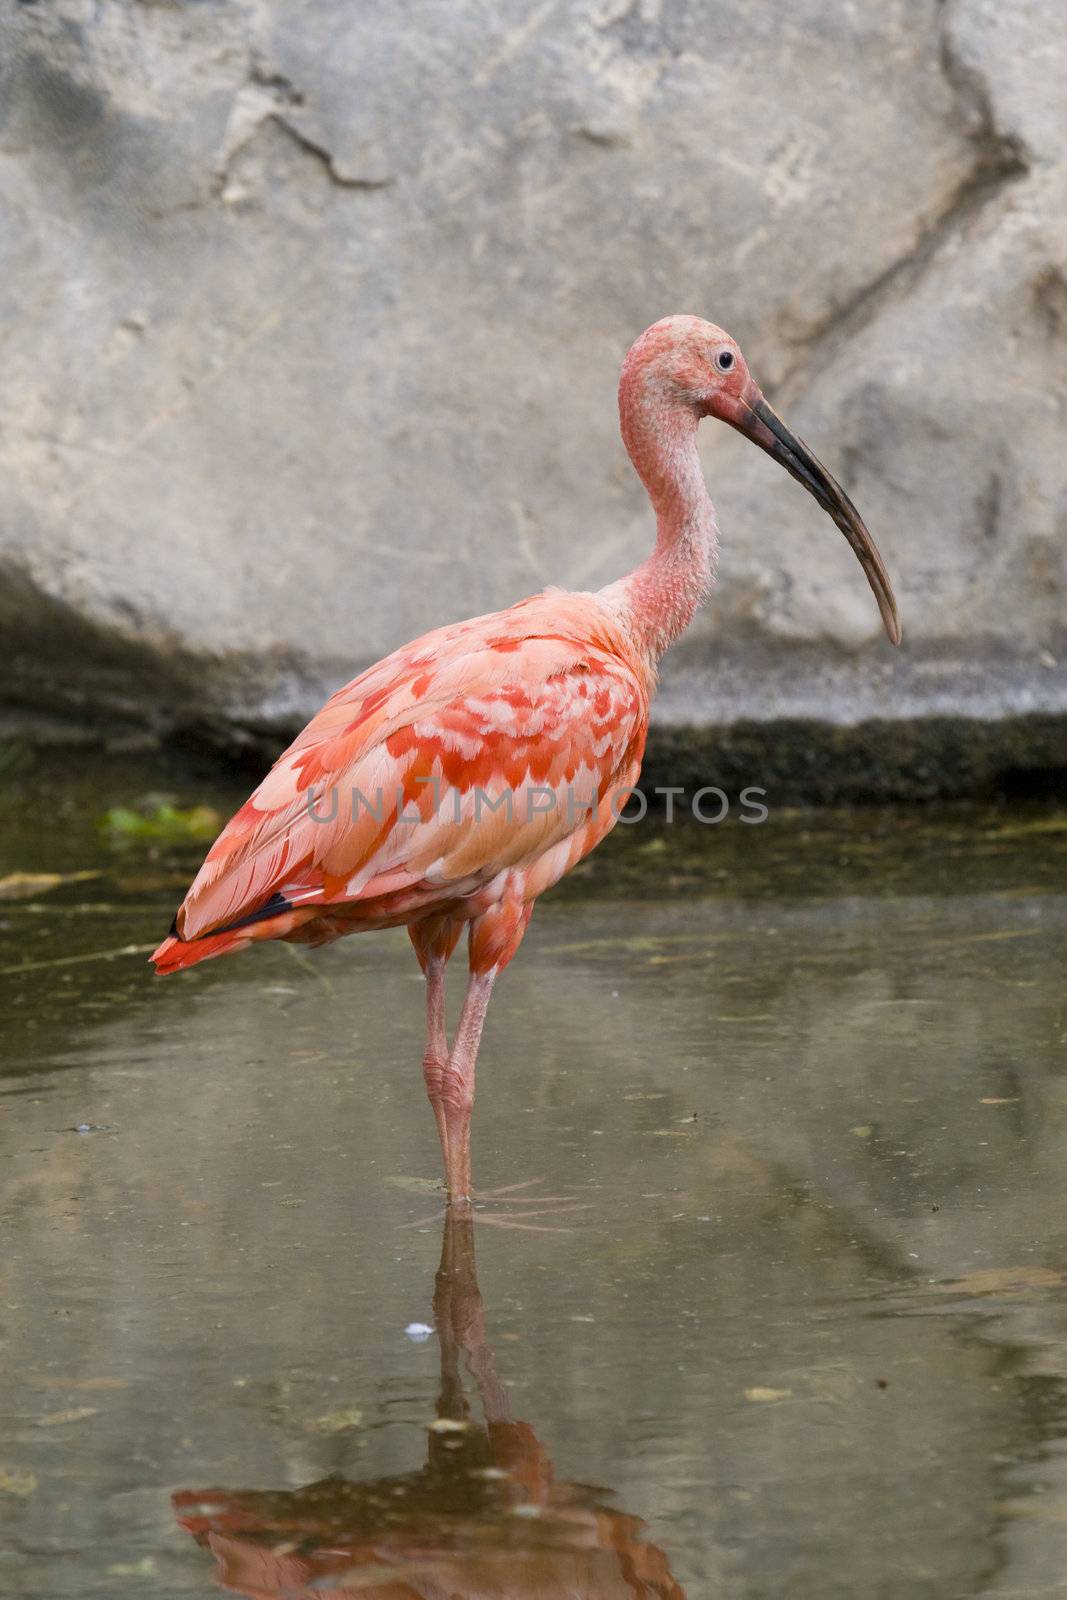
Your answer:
(0, 870), (101, 900)
(97, 801), (221, 848)
(305, 1407), (365, 1434)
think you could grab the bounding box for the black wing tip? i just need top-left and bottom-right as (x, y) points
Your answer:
(211, 891), (295, 937)
(164, 891), (294, 948)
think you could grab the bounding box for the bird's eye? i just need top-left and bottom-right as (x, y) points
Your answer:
(715, 349), (735, 372)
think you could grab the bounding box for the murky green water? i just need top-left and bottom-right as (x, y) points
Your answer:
(2, 755), (1067, 1598)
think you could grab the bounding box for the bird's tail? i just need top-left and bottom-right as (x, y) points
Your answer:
(151, 927), (255, 974)
(151, 897), (322, 974)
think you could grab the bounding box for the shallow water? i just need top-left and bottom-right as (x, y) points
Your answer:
(2, 757), (1067, 1598)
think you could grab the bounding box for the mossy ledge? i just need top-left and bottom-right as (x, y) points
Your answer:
(1, 707), (1064, 809)
(639, 715), (1067, 807)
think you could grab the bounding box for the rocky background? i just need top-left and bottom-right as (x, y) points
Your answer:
(0, 0), (1064, 793)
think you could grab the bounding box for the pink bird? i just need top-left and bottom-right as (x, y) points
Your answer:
(153, 315), (900, 1203)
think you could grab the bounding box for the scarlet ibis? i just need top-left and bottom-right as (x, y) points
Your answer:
(153, 315), (900, 1202)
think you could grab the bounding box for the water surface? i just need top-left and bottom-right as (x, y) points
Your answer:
(1, 757), (1066, 1597)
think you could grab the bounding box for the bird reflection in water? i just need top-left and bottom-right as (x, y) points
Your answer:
(174, 1213), (684, 1598)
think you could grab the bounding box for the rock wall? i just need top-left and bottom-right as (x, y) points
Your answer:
(0, 0), (1064, 776)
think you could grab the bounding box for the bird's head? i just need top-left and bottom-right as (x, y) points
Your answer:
(621, 315), (901, 646)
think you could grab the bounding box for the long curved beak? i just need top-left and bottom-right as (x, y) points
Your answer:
(726, 388), (902, 646)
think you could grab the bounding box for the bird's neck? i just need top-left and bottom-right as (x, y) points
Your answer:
(609, 381), (719, 664)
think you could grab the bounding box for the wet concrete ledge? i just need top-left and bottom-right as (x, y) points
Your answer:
(4, 559), (1066, 802)
(640, 713), (1067, 807)
(1, 700), (1065, 808)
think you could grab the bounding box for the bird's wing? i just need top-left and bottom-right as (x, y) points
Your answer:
(175, 595), (648, 941)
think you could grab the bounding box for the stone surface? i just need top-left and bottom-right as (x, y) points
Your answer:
(0, 0), (1064, 765)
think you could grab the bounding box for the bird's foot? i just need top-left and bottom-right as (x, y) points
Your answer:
(404, 1177), (592, 1232)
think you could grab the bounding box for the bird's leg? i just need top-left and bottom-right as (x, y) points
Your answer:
(435, 886), (532, 1205)
(422, 954), (451, 1168)
(409, 917), (464, 1189)
(441, 967), (497, 1207)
